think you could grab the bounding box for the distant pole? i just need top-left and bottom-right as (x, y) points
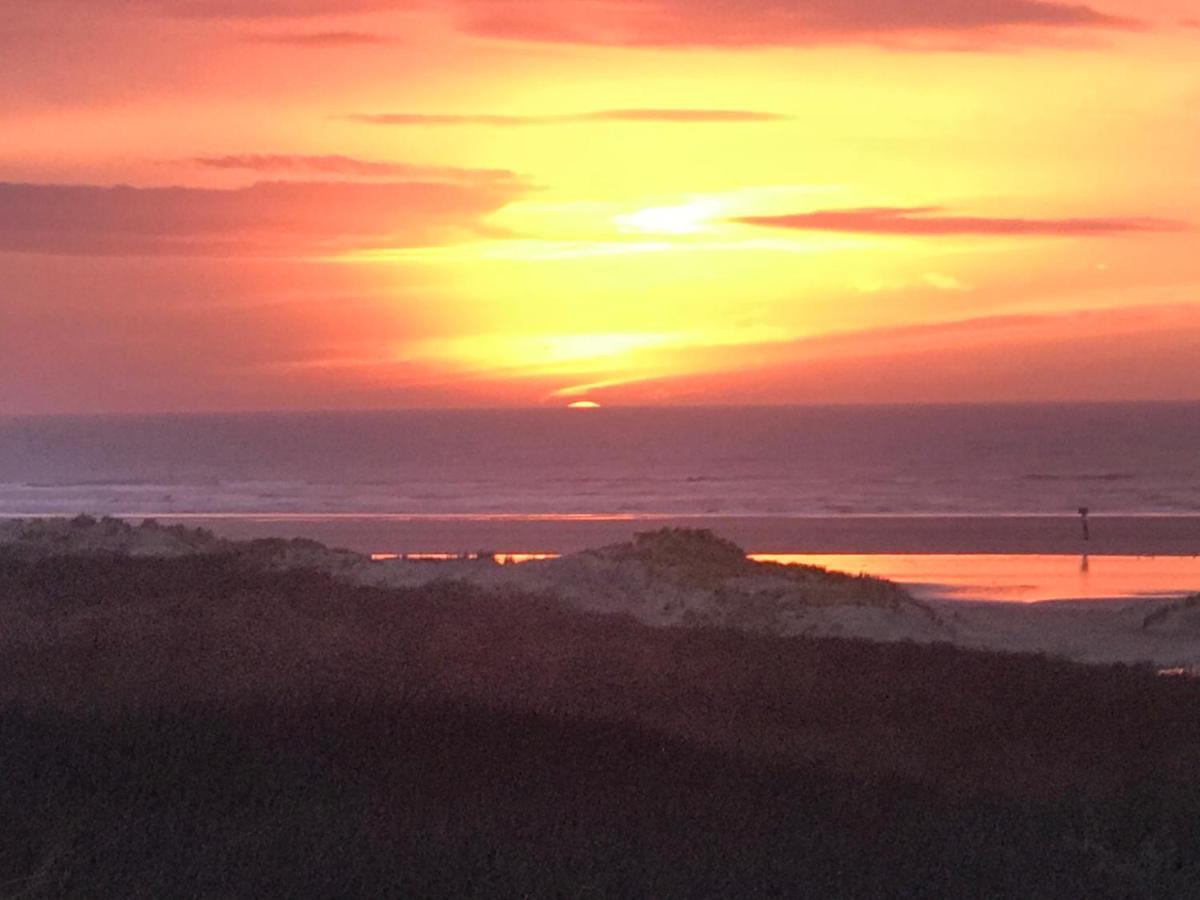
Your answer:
(1078, 507), (1090, 541)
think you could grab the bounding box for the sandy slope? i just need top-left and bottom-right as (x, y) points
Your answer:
(931, 598), (1200, 669)
(356, 535), (950, 643)
(348, 531), (1200, 669)
(354, 557), (1200, 669)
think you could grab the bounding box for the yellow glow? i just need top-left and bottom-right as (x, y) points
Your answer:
(567, 400), (601, 409)
(615, 199), (722, 235)
(395, 324), (791, 391)
(402, 332), (680, 373)
(552, 376), (662, 398)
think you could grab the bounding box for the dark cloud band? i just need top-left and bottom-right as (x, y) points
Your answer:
(191, 154), (521, 185)
(453, 0), (1140, 48)
(0, 179), (523, 257)
(733, 206), (1186, 237)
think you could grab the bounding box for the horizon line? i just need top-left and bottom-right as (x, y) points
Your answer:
(3, 398), (1200, 420)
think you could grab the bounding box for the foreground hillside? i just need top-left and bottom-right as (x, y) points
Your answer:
(2, 543), (1200, 897)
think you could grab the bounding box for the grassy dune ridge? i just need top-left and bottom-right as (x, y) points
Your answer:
(2, 528), (1200, 896)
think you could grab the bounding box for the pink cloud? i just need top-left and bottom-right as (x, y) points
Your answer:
(452, 0), (1141, 47)
(0, 178), (523, 257)
(245, 30), (391, 46)
(8, 0), (1142, 49)
(578, 305), (1200, 406)
(101, 0), (410, 18)
(733, 206), (1187, 237)
(190, 154), (522, 185)
(26, 0), (1138, 45)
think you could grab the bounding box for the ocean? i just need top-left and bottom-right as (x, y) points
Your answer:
(1, 403), (1198, 519)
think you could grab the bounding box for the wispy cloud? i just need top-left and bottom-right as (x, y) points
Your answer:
(245, 31), (391, 46)
(0, 179), (524, 257)
(191, 154), (522, 185)
(22, 0), (1140, 48)
(346, 108), (790, 126)
(452, 0), (1141, 48)
(105, 0), (410, 18)
(733, 206), (1187, 237)
(565, 304), (1200, 405)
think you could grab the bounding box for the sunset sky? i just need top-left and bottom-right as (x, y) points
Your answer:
(2, 0), (1198, 413)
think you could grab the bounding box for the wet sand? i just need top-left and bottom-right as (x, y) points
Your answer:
(929, 596), (1200, 669)
(149, 513), (1200, 557)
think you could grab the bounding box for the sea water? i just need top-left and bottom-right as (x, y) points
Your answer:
(1, 403), (1199, 519)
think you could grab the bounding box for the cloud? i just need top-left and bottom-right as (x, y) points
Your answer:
(245, 30), (391, 46)
(18, 0), (1139, 48)
(732, 206), (1187, 237)
(922, 272), (970, 291)
(83, 0), (410, 18)
(566, 304), (1200, 406)
(191, 154), (523, 185)
(2, 0), (403, 23)
(451, 0), (1141, 48)
(346, 108), (790, 126)
(0, 179), (523, 257)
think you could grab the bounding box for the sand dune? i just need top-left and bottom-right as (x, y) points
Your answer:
(101, 512), (1200, 557)
(348, 529), (1200, 669)
(3, 517), (1197, 671)
(357, 528), (950, 644)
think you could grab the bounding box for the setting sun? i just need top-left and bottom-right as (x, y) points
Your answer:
(615, 200), (722, 235)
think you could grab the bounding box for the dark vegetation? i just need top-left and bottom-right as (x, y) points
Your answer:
(1142, 592), (1200, 630)
(3, 549), (1200, 897)
(0, 515), (357, 568)
(601, 527), (910, 592)
(599, 527), (754, 580)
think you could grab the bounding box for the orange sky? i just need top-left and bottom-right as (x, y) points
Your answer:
(1, 0), (1198, 412)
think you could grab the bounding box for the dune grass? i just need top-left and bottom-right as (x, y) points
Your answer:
(2, 549), (1200, 897)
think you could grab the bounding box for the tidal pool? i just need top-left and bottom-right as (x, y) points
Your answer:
(752, 554), (1200, 603)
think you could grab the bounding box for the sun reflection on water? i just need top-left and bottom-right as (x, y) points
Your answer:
(368, 550), (1200, 603)
(752, 553), (1200, 603)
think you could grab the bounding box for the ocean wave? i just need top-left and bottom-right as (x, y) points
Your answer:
(1023, 473), (1137, 483)
(2, 406), (1199, 517)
